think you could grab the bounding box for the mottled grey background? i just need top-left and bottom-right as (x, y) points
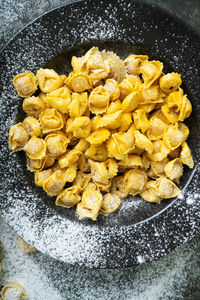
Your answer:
(0, 0), (200, 299)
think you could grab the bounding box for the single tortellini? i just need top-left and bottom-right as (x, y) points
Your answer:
(62, 163), (77, 182)
(133, 109), (149, 133)
(9, 123), (29, 152)
(104, 78), (120, 101)
(140, 84), (162, 104)
(45, 86), (71, 114)
(106, 99), (122, 114)
(89, 86), (110, 114)
(140, 180), (161, 203)
(124, 54), (148, 75)
(23, 96), (47, 118)
(66, 72), (92, 92)
(118, 154), (143, 169)
(56, 186), (81, 208)
(106, 135), (126, 160)
(147, 140), (170, 161)
(146, 116), (166, 141)
(17, 236), (36, 253)
(88, 159), (109, 185)
(69, 92), (88, 117)
(100, 193), (121, 214)
(27, 157), (46, 172)
(163, 123), (185, 150)
(13, 72), (38, 97)
(121, 91), (139, 112)
(73, 171), (90, 189)
(110, 175), (128, 199)
(94, 110), (122, 130)
(43, 155), (55, 169)
(71, 47), (109, 84)
(140, 60), (163, 88)
(36, 68), (62, 93)
(180, 141), (194, 168)
(35, 169), (53, 187)
(119, 74), (142, 100)
(85, 143), (108, 162)
(150, 157), (169, 178)
(71, 116), (91, 138)
(58, 149), (82, 168)
(101, 50), (127, 83)
(39, 108), (64, 134)
(1, 282), (28, 300)
(45, 133), (69, 157)
(23, 136), (46, 160)
(164, 158), (183, 182)
(23, 116), (42, 137)
(134, 130), (153, 154)
(159, 72), (182, 94)
(124, 169), (147, 196)
(43, 170), (66, 196)
(85, 128), (110, 145)
(76, 189), (103, 220)
(155, 176), (181, 199)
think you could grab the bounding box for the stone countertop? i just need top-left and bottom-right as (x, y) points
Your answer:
(0, 0), (200, 299)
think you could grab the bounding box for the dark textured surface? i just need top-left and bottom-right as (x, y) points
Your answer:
(0, 0), (200, 299)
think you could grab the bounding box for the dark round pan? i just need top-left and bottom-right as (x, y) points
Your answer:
(0, 0), (200, 268)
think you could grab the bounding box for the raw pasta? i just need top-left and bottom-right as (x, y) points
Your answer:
(9, 47), (194, 221)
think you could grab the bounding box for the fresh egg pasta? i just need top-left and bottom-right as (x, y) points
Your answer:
(9, 47), (194, 220)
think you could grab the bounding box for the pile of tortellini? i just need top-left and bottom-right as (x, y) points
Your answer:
(9, 47), (194, 221)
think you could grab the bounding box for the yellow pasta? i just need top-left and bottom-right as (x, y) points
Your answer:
(100, 193), (121, 214)
(35, 169), (53, 187)
(36, 68), (62, 93)
(66, 72), (92, 92)
(23, 96), (47, 118)
(124, 55), (148, 75)
(133, 108), (149, 133)
(76, 189), (102, 220)
(180, 141), (194, 168)
(159, 72), (182, 94)
(23, 136), (46, 160)
(45, 133), (69, 157)
(1, 282), (27, 300)
(89, 86), (110, 114)
(140, 60), (163, 88)
(9, 123), (29, 152)
(56, 186), (81, 208)
(17, 237), (35, 253)
(85, 143), (108, 162)
(140, 180), (160, 203)
(164, 158), (183, 182)
(13, 72), (38, 97)
(8, 47), (194, 221)
(23, 116), (42, 137)
(39, 108), (64, 134)
(104, 78), (120, 101)
(121, 91), (139, 112)
(85, 128), (110, 144)
(58, 149), (82, 168)
(69, 92), (88, 117)
(43, 170), (66, 196)
(72, 116), (91, 138)
(45, 86), (71, 114)
(124, 169), (147, 196)
(155, 176), (181, 198)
